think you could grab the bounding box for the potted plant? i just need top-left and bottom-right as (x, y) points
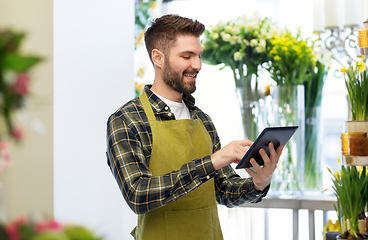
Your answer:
(328, 164), (368, 239)
(341, 58), (368, 133)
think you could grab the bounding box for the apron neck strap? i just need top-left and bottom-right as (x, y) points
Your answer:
(139, 91), (156, 122)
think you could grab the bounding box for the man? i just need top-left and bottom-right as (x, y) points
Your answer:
(106, 14), (284, 240)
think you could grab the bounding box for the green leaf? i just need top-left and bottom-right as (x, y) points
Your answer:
(4, 53), (42, 72)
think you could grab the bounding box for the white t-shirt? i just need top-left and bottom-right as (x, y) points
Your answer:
(152, 91), (191, 120)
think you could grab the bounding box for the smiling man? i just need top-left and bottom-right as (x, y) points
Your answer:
(106, 14), (284, 240)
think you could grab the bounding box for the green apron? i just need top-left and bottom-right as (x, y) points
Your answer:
(133, 91), (223, 240)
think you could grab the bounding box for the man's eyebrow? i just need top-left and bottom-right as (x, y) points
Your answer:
(180, 50), (204, 55)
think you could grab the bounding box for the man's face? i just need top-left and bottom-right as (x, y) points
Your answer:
(162, 35), (203, 94)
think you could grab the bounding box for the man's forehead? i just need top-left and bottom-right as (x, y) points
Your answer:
(170, 35), (203, 53)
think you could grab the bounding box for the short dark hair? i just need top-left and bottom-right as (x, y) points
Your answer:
(144, 14), (205, 63)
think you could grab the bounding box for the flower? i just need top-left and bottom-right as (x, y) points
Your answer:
(329, 164), (368, 239)
(201, 12), (281, 76)
(11, 127), (23, 141)
(0, 217), (104, 240)
(323, 219), (341, 233)
(12, 74), (30, 96)
(266, 28), (315, 86)
(201, 12), (281, 141)
(0, 29), (41, 172)
(341, 59), (368, 121)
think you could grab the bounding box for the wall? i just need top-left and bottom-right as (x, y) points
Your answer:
(0, 0), (54, 221)
(54, 1), (136, 239)
(0, 1), (136, 239)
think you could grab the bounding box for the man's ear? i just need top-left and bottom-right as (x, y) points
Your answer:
(152, 49), (164, 69)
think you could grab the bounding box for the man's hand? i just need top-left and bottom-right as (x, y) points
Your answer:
(245, 142), (284, 191)
(211, 140), (253, 171)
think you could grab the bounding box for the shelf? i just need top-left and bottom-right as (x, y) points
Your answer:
(341, 155), (368, 166)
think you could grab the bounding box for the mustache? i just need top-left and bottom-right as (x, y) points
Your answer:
(183, 70), (199, 74)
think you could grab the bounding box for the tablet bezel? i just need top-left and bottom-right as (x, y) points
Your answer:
(235, 126), (298, 169)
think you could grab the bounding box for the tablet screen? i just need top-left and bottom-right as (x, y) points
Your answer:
(235, 126), (298, 169)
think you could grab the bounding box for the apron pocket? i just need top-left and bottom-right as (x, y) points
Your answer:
(164, 205), (223, 240)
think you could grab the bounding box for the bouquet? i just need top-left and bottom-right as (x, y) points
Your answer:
(201, 12), (281, 140)
(264, 28), (315, 193)
(267, 28), (314, 86)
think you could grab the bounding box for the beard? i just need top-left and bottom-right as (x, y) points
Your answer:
(162, 56), (197, 94)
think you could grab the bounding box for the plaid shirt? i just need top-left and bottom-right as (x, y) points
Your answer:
(106, 85), (269, 215)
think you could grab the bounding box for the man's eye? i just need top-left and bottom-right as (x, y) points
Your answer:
(183, 56), (190, 59)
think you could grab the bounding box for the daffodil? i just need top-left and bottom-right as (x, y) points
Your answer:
(356, 60), (366, 72)
(341, 60), (368, 120)
(329, 165), (368, 239)
(267, 28), (314, 86)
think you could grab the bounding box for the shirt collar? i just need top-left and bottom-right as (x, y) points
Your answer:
(143, 85), (196, 112)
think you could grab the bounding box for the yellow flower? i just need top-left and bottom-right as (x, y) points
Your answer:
(150, 1), (156, 9)
(356, 60), (366, 73)
(274, 56), (281, 61)
(135, 82), (145, 93)
(135, 31), (145, 46)
(137, 68), (144, 78)
(340, 66), (348, 74)
(324, 220), (341, 233)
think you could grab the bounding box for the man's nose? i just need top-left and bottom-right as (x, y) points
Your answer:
(191, 56), (202, 71)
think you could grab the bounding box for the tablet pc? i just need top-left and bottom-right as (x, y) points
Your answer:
(235, 126), (298, 169)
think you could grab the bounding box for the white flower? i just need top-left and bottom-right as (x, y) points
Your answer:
(243, 39), (250, 46)
(259, 39), (266, 47)
(250, 39), (258, 47)
(234, 51), (242, 61)
(210, 32), (219, 39)
(314, 49), (332, 67)
(3, 70), (17, 85)
(225, 25), (233, 33)
(255, 45), (265, 53)
(260, 28), (268, 36)
(221, 32), (232, 42)
(232, 26), (241, 35)
(237, 36), (242, 44)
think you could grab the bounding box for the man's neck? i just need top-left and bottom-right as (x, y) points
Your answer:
(150, 81), (182, 103)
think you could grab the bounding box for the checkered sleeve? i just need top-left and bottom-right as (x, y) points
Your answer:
(199, 112), (269, 207)
(214, 166), (269, 207)
(106, 100), (216, 215)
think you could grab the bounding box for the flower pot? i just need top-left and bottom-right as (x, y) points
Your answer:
(336, 234), (368, 239)
(267, 85), (305, 196)
(304, 106), (323, 192)
(345, 121), (368, 133)
(235, 86), (262, 141)
(325, 231), (341, 240)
